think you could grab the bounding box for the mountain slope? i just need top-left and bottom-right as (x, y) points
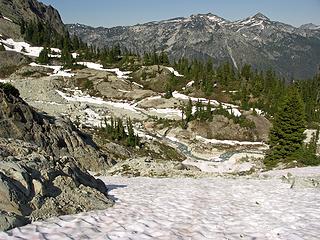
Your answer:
(68, 13), (320, 79)
(0, 0), (65, 39)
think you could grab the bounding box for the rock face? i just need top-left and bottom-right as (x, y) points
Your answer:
(0, 139), (114, 231)
(0, 0), (65, 38)
(0, 87), (114, 231)
(68, 13), (320, 79)
(0, 88), (112, 171)
(0, 51), (29, 77)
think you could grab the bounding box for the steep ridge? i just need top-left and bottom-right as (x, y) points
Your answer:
(0, 0), (65, 38)
(68, 13), (320, 79)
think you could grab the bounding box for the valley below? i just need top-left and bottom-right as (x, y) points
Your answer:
(0, 1), (320, 238)
(0, 49), (319, 239)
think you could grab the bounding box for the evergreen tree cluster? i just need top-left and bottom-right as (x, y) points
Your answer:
(174, 58), (215, 96)
(22, 21), (80, 50)
(104, 117), (140, 147)
(173, 59), (320, 122)
(265, 87), (320, 168)
(0, 83), (20, 97)
(296, 74), (320, 124)
(181, 99), (255, 129)
(143, 48), (170, 66)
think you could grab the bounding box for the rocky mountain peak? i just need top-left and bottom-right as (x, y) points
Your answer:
(299, 23), (320, 30)
(189, 13), (226, 24)
(68, 11), (320, 79)
(252, 12), (270, 21)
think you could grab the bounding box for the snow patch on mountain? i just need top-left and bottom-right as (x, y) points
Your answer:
(1, 16), (13, 22)
(29, 63), (74, 77)
(165, 67), (184, 77)
(172, 91), (242, 117)
(195, 135), (266, 147)
(77, 62), (132, 79)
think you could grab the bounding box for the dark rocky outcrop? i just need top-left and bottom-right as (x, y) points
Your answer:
(0, 88), (112, 171)
(0, 87), (114, 231)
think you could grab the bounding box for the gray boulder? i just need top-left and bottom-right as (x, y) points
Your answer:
(0, 146), (114, 231)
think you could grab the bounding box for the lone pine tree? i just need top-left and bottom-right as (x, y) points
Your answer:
(265, 87), (306, 168)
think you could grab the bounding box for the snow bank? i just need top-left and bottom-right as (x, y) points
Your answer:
(183, 152), (263, 173)
(186, 80), (194, 87)
(77, 62), (132, 79)
(83, 108), (104, 127)
(262, 166), (320, 178)
(132, 82), (144, 88)
(304, 129), (320, 144)
(196, 135), (266, 146)
(0, 38), (61, 58)
(3, 175), (320, 239)
(0, 79), (11, 83)
(0, 38), (43, 57)
(149, 108), (182, 118)
(2, 16), (13, 22)
(166, 67), (184, 77)
(72, 53), (79, 59)
(172, 91), (242, 117)
(107, 68), (132, 79)
(56, 89), (139, 113)
(29, 63), (74, 77)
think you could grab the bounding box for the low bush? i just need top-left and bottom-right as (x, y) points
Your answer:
(0, 82), (20, 97)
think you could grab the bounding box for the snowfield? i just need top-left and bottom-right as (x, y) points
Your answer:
(1, 171), (320, 240)
(30, 63), (75, 77)
(196, 135), (266, 147)
(0, 38), (61, 58)
(166, 67), (184, 77)
(77, 62), (132, 79)
(172, 91), (242, 117)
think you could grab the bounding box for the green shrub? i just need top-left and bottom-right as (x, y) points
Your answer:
(83, 79), (94, 90)
(290, 148), (320, 166)
(0, 44), (5, 51)
(0, 65), (18, 78)
(0, 83), (20, 97)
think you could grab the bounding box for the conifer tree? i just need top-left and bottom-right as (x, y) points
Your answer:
(265, 87), (306, 167)
(185, 99), (193, 123)
(61, 46), (73, 68)
(37, 47), (50, 64)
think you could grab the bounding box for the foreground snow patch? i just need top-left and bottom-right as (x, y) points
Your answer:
(2, 175), (320, 239)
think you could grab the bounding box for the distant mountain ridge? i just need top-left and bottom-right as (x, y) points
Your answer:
(68, 13), (320, 79)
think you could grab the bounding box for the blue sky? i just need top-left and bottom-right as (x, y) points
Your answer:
(41, 0), (320, 28)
